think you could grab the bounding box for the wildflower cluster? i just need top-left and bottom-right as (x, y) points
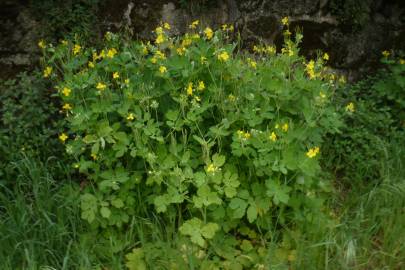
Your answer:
(41, 21), (342, 268)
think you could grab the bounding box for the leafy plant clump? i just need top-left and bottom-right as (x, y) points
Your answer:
(324, 52), (405, 185)
(42, 20), (343, 268)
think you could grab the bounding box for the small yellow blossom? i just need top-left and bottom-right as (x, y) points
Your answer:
(306, 147), (320, 158)
(163, 22), (171, 30)
(345, 102), (355, 112)
(194, 96), (201, 102)
(151, 57), (157, 64)
(43, 66), (52, 78)
(113, 72), (119, 79)
(269, 132), (277, 142)
(141, 44), (148, 55)
(107, 48), (117, 58)
(62, 87), (71, 97)
(237, 130), (251, 140)
(159, 65), (167, 74)
(399, 59), (405, 65)
(247, 58), (257, 69)
(197, 81), (205, 91)
(221, 24), (228, 31)
(189, 20), (199, 29)
(382, 50), (390, 57)
(228, 94), (236, 102)
(266, 45), (276, 55)
(62, 103), (72, 110)
(155, 26), (163, 35)
(96, 82), (107, 90)
(186, 82), (193, 96)
(155, 50), (166, 59)
(323, 53), (329, 61)
(177, 47), (186, 55)
(155, 34), (165, 44)
(281, 16), (289, 26)
(204, 27), (214, 40)
(206, 163), (218, 173)
(200, 56), (207, 64)
(59, 133), (68, 143)
(38, 40), (46, 49)
(88, 61), (95, 68)
(218, 51), (230, 62)
(282, 123), (289, 132)
(127, 113), (135, 121)
(125, 78), (130, 84)
(228, 25), (234, 32)
(73, 44), (81, 55)
(319, 91), (326, 99)
(275, 124), (280, 129)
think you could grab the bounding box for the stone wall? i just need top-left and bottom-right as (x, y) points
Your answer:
(1, 0), (404, 79)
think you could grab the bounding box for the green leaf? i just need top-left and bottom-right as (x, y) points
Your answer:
(212, 154), (226, 167)
(80, 193), (98, 223)
(229, 197), (248, 219)
(266, 180), (291, 205)
(201, 223), (219, 239)
(100, 207), (111, 218)
(125, 248), (146, 270)
(247, 204), (258, 223)
(111, 198), (124, 208)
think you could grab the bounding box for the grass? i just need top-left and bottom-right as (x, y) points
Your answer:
(0, 140), (403, 269)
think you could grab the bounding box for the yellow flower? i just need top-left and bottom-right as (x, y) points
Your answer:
(155, 50), (166, 59)
(218, 51), (230, 62)
(62, 87), (71, 97)
(221, 24), (228, 31)
(399, 59), (405, 65)
(228, 94), (236, 102)
(189, 20), (199, 29)
(113, 72), (119, 79)
(177, 47), (186, 55)
(155, 34), (165, 44)
(38, 40), (46, 49)
(382, 50), (390, 57)
(88, 61), (95, 68)
(59, 133), (68, 143)
(159, 65), (167, 74)
(345, 102), (355, 112)
(282, 123), (289, 132)
(228, 25), (234, 32)
(237, 130), (251, 140)
(194, 96), (201, 102)
(151, 57), (157, 64)
(163, 22), (171, 30)
(43, 66), (52, 78)
(141, 44), (148, 55)
(127, 113), (135, 121)
(323, 53), (329, 61)
(155, 26), (163, 35)
(197, 81), (205, 91)
(73, 44), (81, 55)
(319, 91), (326, 99)
(281, 16), (289, 26)
(269, 132), (277, 142)
(247, 58), (257, 69)
(186, 82), (193, 96)
(96, 82), (107, 90)
(125, 79), (130, 84)
(62, 103), (72, 110)
(306, 147), (320, 158)
(204, 27), (214, 40)
(266, 46), (276, 55)
(107, 48), (117, 58)
(200, 56), (207, 64)
(206, 163), (218, 173)
(275, 124), (280, 129)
